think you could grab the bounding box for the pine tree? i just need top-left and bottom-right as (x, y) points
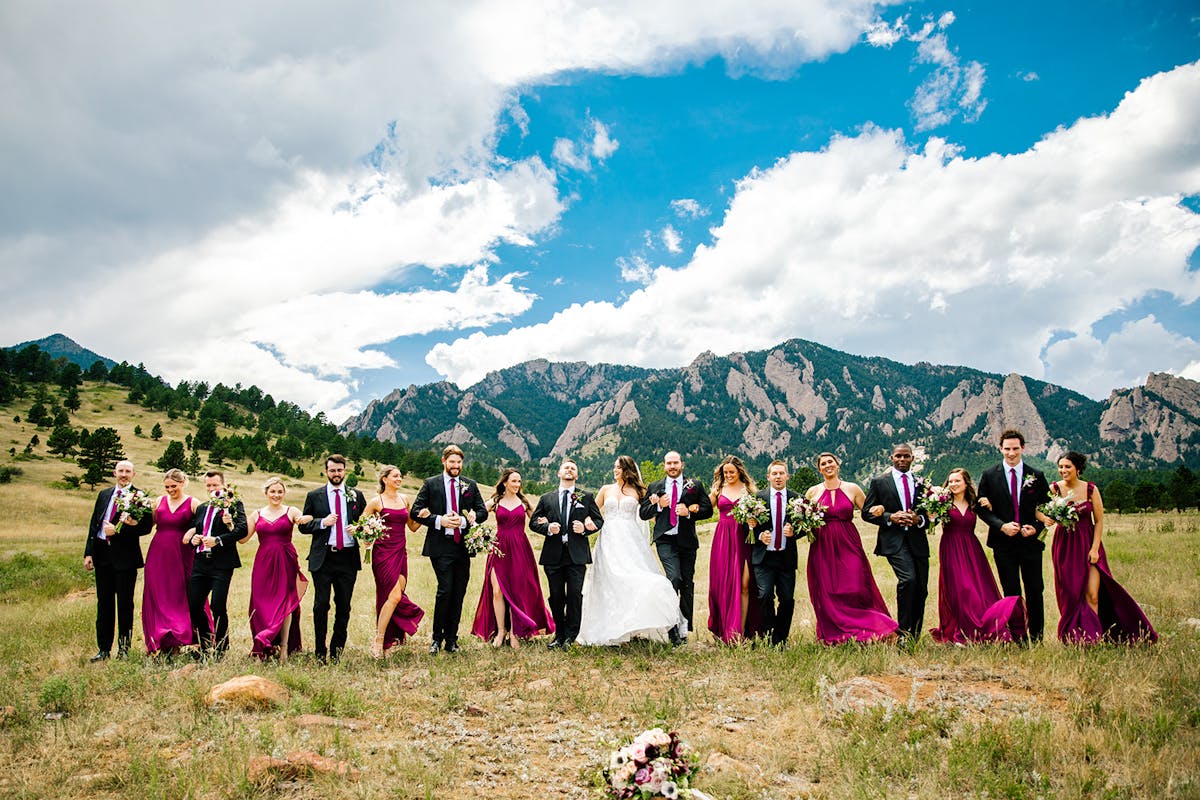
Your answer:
(77, 427), (125, 480)
(157, 440), (187, 471)
(150, 422), (163, 441)
(47, 425), (79, 457)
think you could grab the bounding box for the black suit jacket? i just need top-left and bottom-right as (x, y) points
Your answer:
(750, 487), (800, 568)
(976, 463), (1048, 552)
(410, 474), (489, 559)
(862, 471), (930, 559)
(189, 499), (247, 570)
(530, 487), (603, 566)
(638, 476), (714, 550)
(298, 484), (367, 572)
(84, 485), (153, 570)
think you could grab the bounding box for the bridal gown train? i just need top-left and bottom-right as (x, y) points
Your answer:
(576, 493), (684, 645)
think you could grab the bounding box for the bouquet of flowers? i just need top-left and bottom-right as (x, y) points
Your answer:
(915, 480), (954, 529)
(1038, 492), (1079, 535)
(113, 488), (154, 535)
(601, 728), (709, 800)
(347, 513), (387, 563)
(464, 523), (503, 558)
(730, 494), (768, 527)
(209, 484), (242, 512)
(786, 494), (826, 543)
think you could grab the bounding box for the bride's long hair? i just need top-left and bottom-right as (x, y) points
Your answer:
(615, 455), (646, 500)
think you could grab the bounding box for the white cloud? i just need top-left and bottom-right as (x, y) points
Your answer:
(661, 225), (683, 253)
(552, 137), (590, 171)
(1043, 317), (1200, 398)
(591, 119), (620, 161)
(1019, 70), (1040, 82)
(865, 18), (904, 48)
(426, 62), (1200, 395)
(618, 255), (655, 284)
(670, 198), (709, 218)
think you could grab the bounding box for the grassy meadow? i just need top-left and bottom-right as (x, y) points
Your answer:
(0, 384), (1198, 798)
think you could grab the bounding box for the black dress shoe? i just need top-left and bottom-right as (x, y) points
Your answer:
(546, 639), (564, 650)
(668, 626), (682, 646)
(89, 651), (110, 663)
(428, 641), (442, 655)
(445, 641), (460, 654)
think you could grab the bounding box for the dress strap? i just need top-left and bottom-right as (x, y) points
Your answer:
(1086, 482), (1094, 501)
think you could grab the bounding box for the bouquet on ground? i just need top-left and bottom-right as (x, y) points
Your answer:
(464, 522), (503, 558)
(348, 513), (388, 561)
(731, 494), (768, 536)
(915, 479), (953, 529)
(113, 488), (154, 535)
(1038, 491), (1079, 537)
(786, 494), (826, 543)
(601, 728), (709, 800)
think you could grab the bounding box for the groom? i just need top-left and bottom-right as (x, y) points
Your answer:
(531, 458), (603, 649)
(639, 450), (713, 645)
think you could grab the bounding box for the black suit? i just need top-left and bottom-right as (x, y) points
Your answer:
(299, 484), (366, 659)
(862, 470), (930, 639)
(976, 462), (1049, 641)
(750, 487), (800, 646)
(85, 485), (153, 654)
(410, 473), (489, 647)
(638, 476), (713, 636)
(186, 498), (246, 654)
(530, 487), (603, 645)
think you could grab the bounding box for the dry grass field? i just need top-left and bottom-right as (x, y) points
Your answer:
(0, 384), (1198, 798)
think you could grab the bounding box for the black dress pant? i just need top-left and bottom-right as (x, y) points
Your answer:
(312, 549), (359, 657)
(428, 553), (470, 645)
(188, 565), (234, 653)
(94, 563), (137, 653)
(655, 537), (698, 634)
(884, 545), (930, 640)
(543, 560), (586, 643)
(753, 556), (796, 646)
(994, 547), (1045, 642)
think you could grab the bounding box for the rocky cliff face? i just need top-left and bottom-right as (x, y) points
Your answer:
(340, 338), (1199, 470)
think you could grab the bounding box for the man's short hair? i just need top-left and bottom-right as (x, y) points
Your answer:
(442, 445), (464, 460)
(999, 429), (1025, 446)
(325, 454), (347, 468)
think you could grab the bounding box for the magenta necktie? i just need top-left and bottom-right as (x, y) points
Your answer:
(773, 491), (783, 550)
(669, 480), (678, 528)
(901, 473), (912, 511)
(108, 490), (122, 523)
(335, 489), (346, 549)
(1010, 468), (1020, 522)
(199, 505), (215, 552)
(450, 478), (462, 543)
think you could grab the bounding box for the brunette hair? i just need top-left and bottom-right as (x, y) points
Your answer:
(1059, 451), (1087, 474)
(944, 467), (979, 508)
(205, 470), (225, 482)
(441, 445), (465, 460)
(999, 429), (1025, 446)
(815, 452), (840, 468)
(615, 455), (646, 500)
(489, 468), (532, 511)
(710, 455), (755, 497)
(325, 454), (347, 468)
(377, 464), (400, 492)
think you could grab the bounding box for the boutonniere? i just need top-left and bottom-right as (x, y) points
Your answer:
(683, 479), (695, 492)
(1022, 474), (1036, 491)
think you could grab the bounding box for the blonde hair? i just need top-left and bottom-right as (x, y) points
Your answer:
(378, 464), (401, 492)
(262, 475), (286, 492)
(163, 468), (188, 485)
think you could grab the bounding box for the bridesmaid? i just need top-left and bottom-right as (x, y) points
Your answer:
(1044, 452), (1157, 645)
(243, 477), (310, 661)
(707, 455), (762, 643)
(805, 453), (899, 644)
(142, 469), (201, 655)
(363, 465), (424, 657)
(470, 469), (555, 648)
(929, 468), (1026, 644)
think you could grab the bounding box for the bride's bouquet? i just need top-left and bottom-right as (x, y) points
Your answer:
(786, 494), (826, 543)
(464, 523), (504, 558)
(914, 479), (953, 529)
(113, 488), (154, 535)
(599, 728), (710, 800)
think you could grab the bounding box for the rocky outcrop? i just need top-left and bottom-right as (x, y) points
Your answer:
(432, 423), (479, 446)
(549, 382), (639, 459)
(1100, 373), (1200, 462)
(763, 348), (826, 433)
(932, 379), (1001, 438)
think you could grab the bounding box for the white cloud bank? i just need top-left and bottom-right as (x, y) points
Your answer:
(428, 62), (1200, 396)
(0, 0), (884, 419)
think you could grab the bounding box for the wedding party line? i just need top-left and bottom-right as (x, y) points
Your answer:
(83, 430), (1158, 664)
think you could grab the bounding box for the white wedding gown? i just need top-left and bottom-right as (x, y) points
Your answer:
(576, 492), (686, 645)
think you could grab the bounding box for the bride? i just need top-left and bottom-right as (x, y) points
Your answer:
(577, 455), (685, 645)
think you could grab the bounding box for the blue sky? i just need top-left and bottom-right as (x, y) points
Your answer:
(2, 1), (1198, 420)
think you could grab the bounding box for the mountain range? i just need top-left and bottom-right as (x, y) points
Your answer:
(341, 338), (1200, 475)
(6, 333), (116, 370)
